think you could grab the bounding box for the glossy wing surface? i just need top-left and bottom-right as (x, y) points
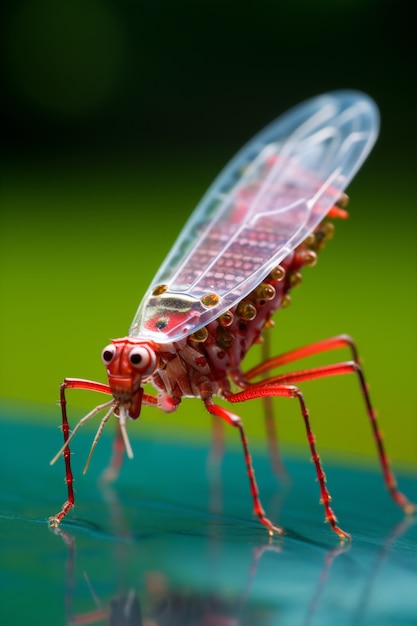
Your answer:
(130, 91), (379, 342)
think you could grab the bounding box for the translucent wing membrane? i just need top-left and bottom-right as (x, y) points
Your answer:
(130, 91), (379, 342)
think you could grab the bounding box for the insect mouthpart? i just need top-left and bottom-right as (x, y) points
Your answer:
(116, 405), (134, 460)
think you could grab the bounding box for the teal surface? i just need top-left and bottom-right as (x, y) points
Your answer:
(1, 412), (416, 626)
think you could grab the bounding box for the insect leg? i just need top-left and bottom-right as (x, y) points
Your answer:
(227, 383), (351, 541)
(49, 378), (112, 528)
(245, 334), (359, 380)
(204, 397), (284, 536)
(244, 334), (359, 480)
(253, 362), (415, 516)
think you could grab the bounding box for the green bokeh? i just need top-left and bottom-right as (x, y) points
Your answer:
(1, 0), (415, 468)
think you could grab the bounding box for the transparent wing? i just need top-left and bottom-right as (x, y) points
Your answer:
(130, 91), (379, 342)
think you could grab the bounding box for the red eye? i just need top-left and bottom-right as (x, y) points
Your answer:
(101, 344), (116, 364)
(129, 345), (156, 376)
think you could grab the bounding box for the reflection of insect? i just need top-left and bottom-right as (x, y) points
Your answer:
(50, 91), (415, 539)
(57, 522), (280, 626)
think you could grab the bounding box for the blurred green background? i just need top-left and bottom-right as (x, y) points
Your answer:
(1, 0), (415, 466)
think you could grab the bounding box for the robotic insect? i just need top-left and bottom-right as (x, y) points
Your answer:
(50, 91), (415, 539)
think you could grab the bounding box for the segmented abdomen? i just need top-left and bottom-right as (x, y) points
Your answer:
(185, 217), (335, 378)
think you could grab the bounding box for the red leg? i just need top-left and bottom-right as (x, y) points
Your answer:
(227, 383), (351, 540)
(249, 361), (415, 515)
(208, 333), (287, 477)
(245, 335), (359, 480)
(204, 397), (286, 537)
(241, 334), (359, 481)
(245, 334), (359, 380)
(245, 336), (415, 516)
(229, 360), (415, 538)
(49, 378), (112, 527)
(49, 379), (158, 527)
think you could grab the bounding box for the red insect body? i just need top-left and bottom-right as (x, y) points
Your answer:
(50, 216), (415, 539)
(50, 93), (416, 538)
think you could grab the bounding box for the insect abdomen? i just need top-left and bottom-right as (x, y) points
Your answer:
(189, 218), (337, 375)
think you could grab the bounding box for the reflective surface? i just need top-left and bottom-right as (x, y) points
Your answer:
(1, 415), (416, 626)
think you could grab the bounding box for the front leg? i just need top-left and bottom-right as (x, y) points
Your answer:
(49, 378), (113, 527)
(49, 379), (158, 527)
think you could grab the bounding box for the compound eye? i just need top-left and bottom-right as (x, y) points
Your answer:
(101, 344), (116, 365)
(129, 345), (156, 376)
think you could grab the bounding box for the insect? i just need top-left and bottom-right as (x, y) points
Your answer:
(50, 91), (415, 539)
